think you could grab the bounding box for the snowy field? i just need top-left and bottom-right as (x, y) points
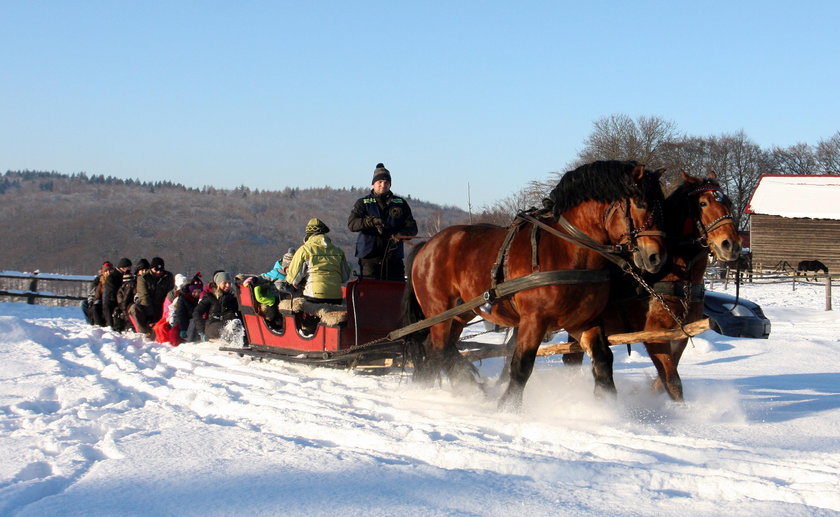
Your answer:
(1, 280), (839, 516)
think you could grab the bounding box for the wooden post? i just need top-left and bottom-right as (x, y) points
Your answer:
(27, 270), (39, 305)
(826, 275), (832, 311)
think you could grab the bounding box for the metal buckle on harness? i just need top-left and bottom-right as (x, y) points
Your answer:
(481, 289), (497, 314)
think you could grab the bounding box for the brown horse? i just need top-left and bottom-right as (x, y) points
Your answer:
(573, 171), (741, 400)
(402, 160), (667, 409)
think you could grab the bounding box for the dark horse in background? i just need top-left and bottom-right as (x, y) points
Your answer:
(796, 260), (829, 281)
(402, 160), (667, 409)
(565, 171), (742, 401)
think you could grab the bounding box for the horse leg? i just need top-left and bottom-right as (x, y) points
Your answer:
(496, 327), (518, 387)
(578, 326), (616, 396)
(562, 335), (585, 365)
(498, 323), (546, 411)
(645, 339), (684, 401)
(410, 333), (439, 386)
(441, 320), (483, 389)
(562, 353), (585, 365)
(411, 322), (454, 386)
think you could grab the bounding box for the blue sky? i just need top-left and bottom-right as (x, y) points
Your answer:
(2, 1), (838, 210)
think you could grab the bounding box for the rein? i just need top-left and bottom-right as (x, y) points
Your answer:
(520, 212), (634, 271)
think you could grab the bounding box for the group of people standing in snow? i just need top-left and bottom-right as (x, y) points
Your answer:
(81, 163), (418, 342)
(82, 257), (242, 346)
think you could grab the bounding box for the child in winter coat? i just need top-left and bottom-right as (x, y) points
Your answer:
(153, 274), (188, 345)
(192, 272), (242, 341)
(244, 276), (284, 331)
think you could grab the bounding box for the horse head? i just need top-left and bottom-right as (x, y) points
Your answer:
(680, 171), (741, 262)
(604, 165), (667, 274)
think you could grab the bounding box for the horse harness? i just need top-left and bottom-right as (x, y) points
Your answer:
(688, 184), (736, 248)
(482, 199), (668, 315)
(647, 184), (737, 324)
(385, 201), (652, 342)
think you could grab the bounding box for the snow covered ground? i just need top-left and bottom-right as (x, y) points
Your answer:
(1, 280), (839, 516)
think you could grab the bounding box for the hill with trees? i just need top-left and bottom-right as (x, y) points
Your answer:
(0, 171), (471, 277)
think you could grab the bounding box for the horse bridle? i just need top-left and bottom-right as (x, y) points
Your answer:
(604, 198), (665, 255)
(688, 184), (736, 247)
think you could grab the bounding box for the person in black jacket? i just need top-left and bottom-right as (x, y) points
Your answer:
(135, 256), (175, 337)
(125, 258), (150, 333)
(347, 163), (418, 280)
(102, 258), (130, 329)
(103, 257), (131, 330)
(192, 271), (242, 341)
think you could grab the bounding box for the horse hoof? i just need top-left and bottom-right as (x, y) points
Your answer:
(593, 383), (617, 399)
(497, 389), (523, 412)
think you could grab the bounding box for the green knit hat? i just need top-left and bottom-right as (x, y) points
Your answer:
(305, 218), (329, 238)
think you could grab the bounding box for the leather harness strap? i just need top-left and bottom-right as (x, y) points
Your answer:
(518, 212), (635, 272)
(530, 223), (540, 272)
(386, 269), (610, 342)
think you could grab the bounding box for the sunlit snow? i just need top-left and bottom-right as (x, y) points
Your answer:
(1, 280), (839, 516)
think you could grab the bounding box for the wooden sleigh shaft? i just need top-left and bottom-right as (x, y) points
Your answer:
(460, 318), (712, 361)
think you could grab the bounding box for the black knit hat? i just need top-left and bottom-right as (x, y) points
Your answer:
(371, 163), (391, 185)
(133, 258), (150, 275)
(150, 256), (165, 270)
(117, 257), (132, 269)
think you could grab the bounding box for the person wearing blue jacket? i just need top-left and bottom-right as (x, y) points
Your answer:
(347, 163), (418, 281)
(263, 247), (295, 282)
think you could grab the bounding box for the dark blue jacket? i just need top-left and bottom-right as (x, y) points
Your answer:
(348, 191), (417, 259)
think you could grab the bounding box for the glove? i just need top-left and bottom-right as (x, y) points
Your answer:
(365, 216), (385, 235)
(198, 332), (206, 342)
(364, 216), (385, 234)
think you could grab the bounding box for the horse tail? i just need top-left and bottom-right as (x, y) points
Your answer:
(401, 241), (431, 374)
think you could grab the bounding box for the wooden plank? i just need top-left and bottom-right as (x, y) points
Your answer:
(539, 318), (711, 356)
(459, 319), (713, 361)
(605, 318), (712, 345)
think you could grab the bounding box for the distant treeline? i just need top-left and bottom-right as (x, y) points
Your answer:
(1, 170), (470, 278)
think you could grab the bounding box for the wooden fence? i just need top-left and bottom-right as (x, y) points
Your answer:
(706, 267), (835, 310)
(0, 270), (95, 306)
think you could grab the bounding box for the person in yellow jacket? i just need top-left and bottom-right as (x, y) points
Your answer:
(286, 218), (351, 304)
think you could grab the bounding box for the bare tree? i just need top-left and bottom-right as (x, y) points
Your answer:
(656, 136), (717, 192)
(705, 131), (766, 231)
(574, 114), (679, 168)
(766, 142), (818, 175)
(816, 132), (840, 174)
(475, 186), (539, 226)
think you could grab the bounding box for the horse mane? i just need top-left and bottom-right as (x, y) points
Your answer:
(544, 160), (658, 218)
